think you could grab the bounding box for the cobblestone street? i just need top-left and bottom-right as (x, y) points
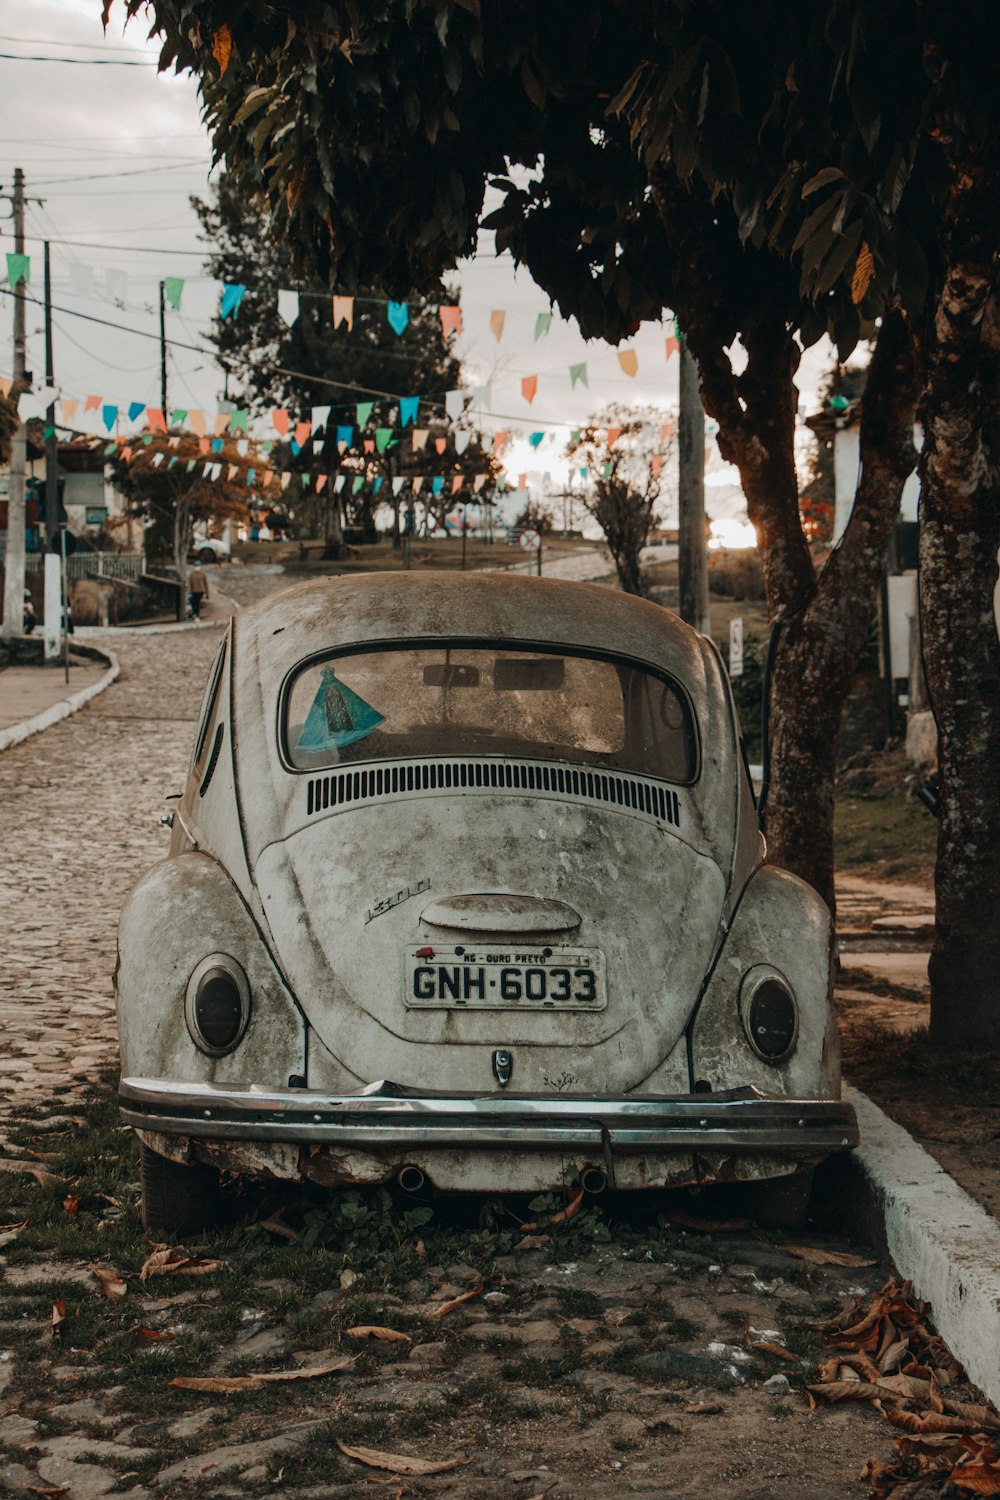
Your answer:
(0, 622), (226, 1124)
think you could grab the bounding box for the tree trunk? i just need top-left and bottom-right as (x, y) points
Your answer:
(918, 157), (1000, 1047)
(690, 313), (917, 915)
(173, 490), (191, 622)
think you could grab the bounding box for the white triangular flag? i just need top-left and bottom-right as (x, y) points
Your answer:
(455, 431), (471, 455)
(392, 475), (406, 495)
(68, 263), (94, 297)
(473, 473), (487, 492)
(445, 389), (465, 420)
(281, 471), (291, 490)
(311, 404), (331, 432)
(334, 474), (346, 492)
(278, 288), (300, 326)
(151, 452), (165, 468)
(228, 464), (238, 479)
(211, 462), (222, 479)
(236, 438), (249, 456)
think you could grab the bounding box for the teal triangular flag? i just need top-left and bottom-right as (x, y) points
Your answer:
(296, 669), (385, 752)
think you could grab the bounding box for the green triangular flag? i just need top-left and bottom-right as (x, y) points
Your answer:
(569, 363), (588, 389)
(356, 401), (374, 426)
(170, 408), (187, 427)
(352, 475), (365, 493)
(229, 409), (249, 433)
(534, 312), (552, 341)
(5, 253), (29, 286)
(44, 425), (55, 440)
(163, 277), (184, 310)
(375, 427), (393, 453)
(296, 668), (385, 752)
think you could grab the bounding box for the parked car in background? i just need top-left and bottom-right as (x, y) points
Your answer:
(116, 572), (857, 1232)
(189, 534), (230, 563)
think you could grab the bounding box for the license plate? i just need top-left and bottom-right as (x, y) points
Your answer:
(404, 945), (607, 1011)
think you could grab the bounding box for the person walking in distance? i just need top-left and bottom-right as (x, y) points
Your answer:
(188, 564), (210, 621)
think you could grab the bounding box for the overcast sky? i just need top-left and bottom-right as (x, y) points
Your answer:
(2, 0), (840, 528)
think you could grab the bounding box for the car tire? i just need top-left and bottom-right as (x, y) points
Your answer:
(198, 546), (216, 563)
(740, 1169), (814, 1230)
(140, 1143), (221, 1236)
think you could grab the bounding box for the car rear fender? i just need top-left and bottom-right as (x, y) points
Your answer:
(116, 852), (339, 1089)
(686, 865), (839, 1099)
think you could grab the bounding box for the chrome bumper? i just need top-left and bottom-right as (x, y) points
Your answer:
(119, 1078), (858, 1156)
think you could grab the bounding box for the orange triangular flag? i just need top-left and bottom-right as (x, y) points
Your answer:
(452, 475), (463, 494)
(489, 309), (506, 341)
(665, 335), (680, 360)
(607, 426), (623, 447)
(189, 409), (205, 436)
(439, 304), (462, 338)
(332, 295), (354, 331)
(213, 411), (229, 437)
(316, 474), (328, 492)
(434, 436), (447, 454)
(618, 348), (638, 378)
(272, 409), (290, 436)
(294, 421), (312, 446)
(521, 375), (538, 404)
(146, 407), (166, 433)
(84, 393), (101, 413)
(651, 454), (663, 475)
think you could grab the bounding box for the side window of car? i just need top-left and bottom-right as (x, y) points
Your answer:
(192, 640), (227, 773)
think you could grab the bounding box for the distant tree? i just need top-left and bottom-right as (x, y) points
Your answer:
(511, 499), (556, 537)
(567, 410), (669, 596)
(0, 387), (19, 466)
(107, 432), (252, 592)
(193, 175), (494, 556)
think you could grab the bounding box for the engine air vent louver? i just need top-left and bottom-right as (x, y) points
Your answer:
(305, 758), (680, 828)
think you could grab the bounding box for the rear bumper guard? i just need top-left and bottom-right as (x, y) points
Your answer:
(119, 1077), (859, 1156)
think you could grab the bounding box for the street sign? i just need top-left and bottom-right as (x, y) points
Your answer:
(729, 616), (744, 677)
(519, 529), (540, 551)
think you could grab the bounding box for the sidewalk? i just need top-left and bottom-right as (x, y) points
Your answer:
(0, 654), (108, 734)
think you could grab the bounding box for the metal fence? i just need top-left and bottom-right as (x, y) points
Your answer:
(23, 550), (145, 582)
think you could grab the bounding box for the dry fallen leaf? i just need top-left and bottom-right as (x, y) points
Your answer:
(684, 1400), (725, 1415)
(51, 1298), (67, 1339)
(785, 1246), (876, 1268)
(887, 1410), (982, 1435)
(139, 1245), (225, 1282)
(426, 1283), (483, 1321)
(63, 1195), (80, 1217)
(133, 1327), (176, 1342)
(948, 1465), (1000, 1495)
(171, 1359), (353, 1393)
(746, 1338), (799, 1364)
(259, 1217), (299, 1242)
(520, 1186), (584, 1231)
(0, 1219), (29, 1233)
(26, 1485), (70, 1498)
(92, 1264), (127, 1300)
(513, 1234), (553, 1252)
(336, 1440), (466, 1476)
(347, 1326), (411, 1344)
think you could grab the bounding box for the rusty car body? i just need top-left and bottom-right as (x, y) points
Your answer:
(116, 572), (857, 1231)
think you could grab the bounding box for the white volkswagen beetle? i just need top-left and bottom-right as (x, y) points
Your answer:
(116, 572), (856, 1232)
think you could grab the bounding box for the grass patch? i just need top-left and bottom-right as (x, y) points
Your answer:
(835, 784), (936, 883)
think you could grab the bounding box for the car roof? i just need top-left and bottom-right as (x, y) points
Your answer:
(232, 571), (717, 692)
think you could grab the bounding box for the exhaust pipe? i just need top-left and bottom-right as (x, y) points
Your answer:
(397, 1165), (426, 1194)
(580, 1166), (607, 1195)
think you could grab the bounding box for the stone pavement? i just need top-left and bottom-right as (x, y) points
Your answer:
(0, 624), (225, 1124)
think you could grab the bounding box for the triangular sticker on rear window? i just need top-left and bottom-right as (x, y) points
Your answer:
(295, 668), (385, 751)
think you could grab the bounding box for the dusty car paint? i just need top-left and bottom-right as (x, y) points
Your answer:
(116, 573), (857, 1197)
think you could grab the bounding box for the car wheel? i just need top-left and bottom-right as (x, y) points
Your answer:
(198, 546), (216, 563)
(740, 1169), (814, 1230)
(140, 1143), (221, 1236)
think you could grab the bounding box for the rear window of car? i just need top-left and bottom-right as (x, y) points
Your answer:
(283, 645), (697, 783)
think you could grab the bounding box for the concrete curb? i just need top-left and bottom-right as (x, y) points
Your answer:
(73, 618), (227, 639)
(0, 645), (121, 753)
(845, 1083), (1000, 1407)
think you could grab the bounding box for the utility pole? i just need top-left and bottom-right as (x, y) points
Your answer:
(43, 240), (59, 544)
(2, 167), (27, 640)
(677, 337), (710, 635)
(158, 280), (168, 417)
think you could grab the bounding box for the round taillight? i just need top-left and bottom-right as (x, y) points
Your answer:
(185, 956), (250, 1055)
(741, 968), (798, 1063)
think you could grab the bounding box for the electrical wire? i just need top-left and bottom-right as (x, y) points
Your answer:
(0, 51), (156, 66)
(31, 160), (208, 187)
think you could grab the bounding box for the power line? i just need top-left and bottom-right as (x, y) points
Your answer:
(0, 33), (153, 52)
(31, 159), (208, 187)
(0, 50), (156, 66)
